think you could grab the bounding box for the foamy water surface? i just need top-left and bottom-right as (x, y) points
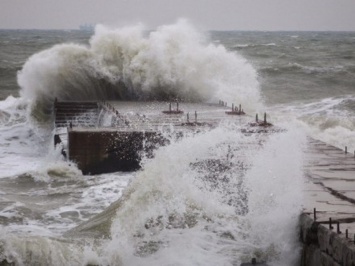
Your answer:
(0, 22), (354, 265)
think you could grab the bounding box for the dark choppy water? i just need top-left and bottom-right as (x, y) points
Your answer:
(213, 31), (355, 104)
(0, 22), (354, 265)
(0, 30), (91, 98)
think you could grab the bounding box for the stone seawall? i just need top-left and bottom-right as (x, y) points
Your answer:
(68, 129), (166, 175)
(301, 137), (355, 266)
(300, 213), (355, 266)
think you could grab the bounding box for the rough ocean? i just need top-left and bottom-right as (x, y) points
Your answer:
(0, 21), (354, 265)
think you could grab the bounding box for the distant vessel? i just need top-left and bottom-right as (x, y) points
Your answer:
(79, 23), (95, 32)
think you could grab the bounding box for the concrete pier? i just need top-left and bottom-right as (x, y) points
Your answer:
(55, 101), (251, 175)
(301, 138), (355, 266)
(68, 129), (165, 175)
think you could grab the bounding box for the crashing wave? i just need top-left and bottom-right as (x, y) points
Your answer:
(17, 20), (261, 121)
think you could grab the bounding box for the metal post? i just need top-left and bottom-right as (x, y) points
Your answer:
(345, 146), (348, 154)
(256, 114), (258, 123)
(187, 112), (189, 122)
(337, 221), (341, 234)
(195, 111), (197, 122)
(313, 208), (316, 221)
(329, 218), (333, 230)
(264, 113), (267, 124)
(239, 104), (241, 114)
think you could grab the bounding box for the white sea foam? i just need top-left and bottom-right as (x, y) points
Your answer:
(289, 62), (345, 74)
(263, 43), (277, 46)
(0, 96), (45, 179)
(1, 23), (349, 266)
(269, 96), (355, 152)
(0, 21), (264, 242)
(233, 44), (251, 48)
(18, 20), (262, 116)
(245, 125), (306, 265)
(71, 124), (307, 266)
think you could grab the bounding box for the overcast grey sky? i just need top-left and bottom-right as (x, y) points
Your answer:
(1, 0), (355, 31)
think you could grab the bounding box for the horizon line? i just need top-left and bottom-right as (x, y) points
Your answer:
(0, 28), (355, 33)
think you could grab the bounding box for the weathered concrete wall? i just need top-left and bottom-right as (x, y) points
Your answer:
(300, 213), (355, 266)
(68, 129), (166, 175)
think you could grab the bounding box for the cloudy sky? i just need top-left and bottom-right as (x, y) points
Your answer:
(1, 0), (354, 31)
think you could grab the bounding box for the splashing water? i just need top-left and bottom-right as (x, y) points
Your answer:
(17, 20), (261, 121)
(0, 22), (311, 266)
(0, 120), (306, 265)
(70, 124), (305, 266)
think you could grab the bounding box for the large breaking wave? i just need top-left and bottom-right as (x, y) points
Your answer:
(17, 20), (261, 120)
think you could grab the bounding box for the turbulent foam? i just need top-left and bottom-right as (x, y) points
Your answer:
(60, 124), (306, 266)
(0, 91), (305, 266)
(1, 28), (354, 266)
(245, 125), (305, 265)
(17, 20), (261, 119)
(0, 96), (50, 178)
(269, 96), (355, 152)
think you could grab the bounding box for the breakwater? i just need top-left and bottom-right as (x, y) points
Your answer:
(54, 100), (252, 175)
(53, 100), (355, 266)
(301, 138), (355, 266)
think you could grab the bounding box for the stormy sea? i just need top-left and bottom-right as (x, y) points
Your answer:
(0, 20), (354, 265)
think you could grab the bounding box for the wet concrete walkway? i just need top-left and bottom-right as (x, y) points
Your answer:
(304, 137), (355, 236)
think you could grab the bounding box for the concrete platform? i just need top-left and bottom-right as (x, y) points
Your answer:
(301, 138), (355, 266)
(55, 101), (253, 175)
(304, 138), (355, 222)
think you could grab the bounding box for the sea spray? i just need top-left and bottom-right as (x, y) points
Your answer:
(0, 95), (52, 178)
(245, 124), (306, 265)
(100, 127), (256, 265)
(0, 118), (305, 265)
(0, 230), (85, 266)
(17, 20), (261, 121)
(0, 27), (354, 266)
(76, 123), (307, 266)
(269, 95), (355, 152)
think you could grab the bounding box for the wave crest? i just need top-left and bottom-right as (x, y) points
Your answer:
(18, 20), (261, 119)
